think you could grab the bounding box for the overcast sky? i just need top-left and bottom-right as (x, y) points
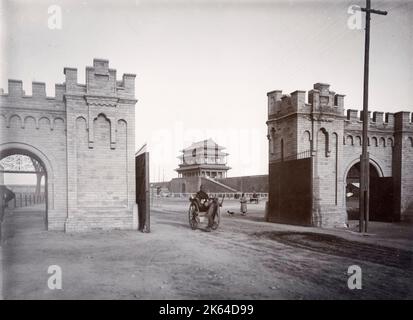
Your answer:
(1, 0), (412, 183)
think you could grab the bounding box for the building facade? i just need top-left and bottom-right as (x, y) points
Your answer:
(176, 139), (231, 179)
(0, 59), (138, 231)
(267, 83), (413, 227)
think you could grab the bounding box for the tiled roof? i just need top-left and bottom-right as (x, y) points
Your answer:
(181, 138), (226, 152)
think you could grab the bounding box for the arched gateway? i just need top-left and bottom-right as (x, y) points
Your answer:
(0, 59), (138, 231)
(266, 83), (413, 227)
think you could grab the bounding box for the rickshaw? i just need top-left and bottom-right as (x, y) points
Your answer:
(188, 194), (224, 230)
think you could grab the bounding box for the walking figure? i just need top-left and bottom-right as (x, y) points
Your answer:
(240, 193), (247, 216)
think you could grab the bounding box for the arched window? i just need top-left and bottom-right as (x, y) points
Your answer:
(269, 127), (276, 155)
(280, 138), (284, 161)
(379, 137), (386, 147)
(332, 133), (339, 205)
(346, 135), (354, 146)
(303, 130), (311, 151)
(319, 128), (329, 157)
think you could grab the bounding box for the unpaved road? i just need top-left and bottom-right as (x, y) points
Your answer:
(1, 200), (413, 299)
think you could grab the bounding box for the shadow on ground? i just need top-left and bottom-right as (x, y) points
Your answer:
(253, 231), (413, 270)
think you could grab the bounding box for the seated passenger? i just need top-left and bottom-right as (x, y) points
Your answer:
(195, 185), (217, 232)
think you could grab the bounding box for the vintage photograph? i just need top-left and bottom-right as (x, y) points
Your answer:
(0, 0), (412, 302)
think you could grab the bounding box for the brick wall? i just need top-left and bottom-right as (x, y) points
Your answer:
(0, 59), (138, 231)
(0, 83), (68, 230)
(170, 176), (201, 194)
(64, 59), (137, 231)
(216, 175), (268, 192)
(267, 82), (413, 228)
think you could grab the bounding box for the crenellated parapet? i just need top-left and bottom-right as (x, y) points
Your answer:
(0, 79), (66, 130)
(62, 59), (137, 150)
(394, 111), (413, 132)
(0, 79), (67, 112)
(267, 82), (413, 135)
(345, 109), (413, 133)
(1, 58), (137, 147)
(64, 58), (136, 101)
(1, 58), (136, 109)
(267, 83), (345, 120)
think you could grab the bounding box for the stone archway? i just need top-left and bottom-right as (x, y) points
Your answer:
(0, 143), (54, 229)
(344, 159), (382, 221)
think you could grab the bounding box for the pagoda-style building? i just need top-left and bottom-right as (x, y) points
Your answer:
(176, 139), (231, 179)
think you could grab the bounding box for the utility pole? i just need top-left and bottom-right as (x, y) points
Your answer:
(359, 0), (387, 233)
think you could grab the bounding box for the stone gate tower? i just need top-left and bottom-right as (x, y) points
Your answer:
(0, 59), (137, 231)
(266, 83), (413, 227)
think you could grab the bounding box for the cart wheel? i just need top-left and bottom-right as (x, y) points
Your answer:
(188, 203), (199, 230)
(211, 207), (221, 230)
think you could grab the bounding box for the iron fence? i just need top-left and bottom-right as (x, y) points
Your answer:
(273, 149), (312, 163)
(7, 192), (46, 209)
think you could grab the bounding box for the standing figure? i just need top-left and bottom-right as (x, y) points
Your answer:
(0, 185), (15, 223)
(1, 185), (15, 240)
(240, 193), (247, 216)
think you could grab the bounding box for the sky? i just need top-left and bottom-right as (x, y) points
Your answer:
(1, 0), (412, 184)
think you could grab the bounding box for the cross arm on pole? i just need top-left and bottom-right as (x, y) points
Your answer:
(360, 8), (388, 15)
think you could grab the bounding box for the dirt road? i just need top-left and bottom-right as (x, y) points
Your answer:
(1, 200), (412, 299)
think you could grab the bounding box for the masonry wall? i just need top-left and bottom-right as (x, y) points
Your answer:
(0, 81), (68, 230)
(64, 59), (137, 231)
(393, 112), (413, 221)
(343, 110), (394, 177)
(0, 58), (138, 232)
(170, 177), (201, 194)
(266, 82), (413, 228)
(308, 85), (346, 227)
(216, 175), (268, 192)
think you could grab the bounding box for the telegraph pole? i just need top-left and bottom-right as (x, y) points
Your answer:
(359, 0), (387, 233)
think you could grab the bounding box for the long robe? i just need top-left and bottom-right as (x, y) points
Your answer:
(240, 196), (247, 214)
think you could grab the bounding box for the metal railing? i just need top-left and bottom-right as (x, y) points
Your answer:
(7, 192), (46, 209)
(152, 192), (268, 200)
(273, 149), (312, 163)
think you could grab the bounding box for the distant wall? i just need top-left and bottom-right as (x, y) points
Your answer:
(216, 175), (268, 192)
(6, 184), (45, 193)
(150, 181), (170, 189)
(170, 177), (201, 194)
(167, 175), (268, 193)
(200, 177), (237, 193)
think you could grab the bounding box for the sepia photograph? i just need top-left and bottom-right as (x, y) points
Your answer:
(0, 0), (412, 309)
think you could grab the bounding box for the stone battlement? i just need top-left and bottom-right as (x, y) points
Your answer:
(268, 82), (412, 132)
(345, 110), (413, 131)
(64, 58), (136, 100)
(0, 79), (66, 102)
(268, 83), (345, 119)
(0, 58), (136, 106)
